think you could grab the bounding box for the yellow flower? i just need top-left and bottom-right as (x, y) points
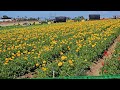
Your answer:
(70, 63), (74, 66)
(58, 62), (63, 67)
(24, 57), (28, 60)
(43, 60), (47, 64)
(60, 52), (63, 55)
(31, 49), (35, 52)
(92, 44), (96, 48)
(104, 38), (107, 40)
(42, 64), (46, 67)
(7, 47), (11, 50)
(33, 46), (36, 49)
(17, 53), (21, 57)
(4, 62), (8, 65)
(23, 50), (28, 54)
(18, 51), (20, 53)
(52, 40), (57, 44)
(41, 67), (47, 71)
(3, 49), (6, 52)
(43, 46), (50, 51)
(34, 57), (37, 59)
(35, 63), (39, 67)
(84, 59), (87, 62)
(5, 58), (9, 61)
(67, 46), (70, 50)
(76, 49), (79, 52)
(31, 52), (34, 54)
(68, 60), (73, 64)
(61, 56), (67, 60)
(28, 52), (31, 54)
(5, 60), (9, 63)
(13, 54), (16, 57)
(9, 58), (13, 61)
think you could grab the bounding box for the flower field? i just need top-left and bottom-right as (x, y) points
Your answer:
(0, 19), (120, 79)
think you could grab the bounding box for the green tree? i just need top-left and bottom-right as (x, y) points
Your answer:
(74, 16), (85, 22)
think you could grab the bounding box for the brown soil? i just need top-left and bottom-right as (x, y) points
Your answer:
(16, 72), (37, 79)
(86, 35), (120, 76)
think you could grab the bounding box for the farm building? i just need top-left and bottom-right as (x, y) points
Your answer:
(54, 16), (66, 23)
(1, 16), (12, 22)
(89, 14), (100, 20)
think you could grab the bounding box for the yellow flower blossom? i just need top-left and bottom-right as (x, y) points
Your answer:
(17, 53), (21, 57)
(84, 59), (87, 62)
(92, 43), (96, 48)
(24, 57), (28, 60)
(61, 56), (67, 60)
(60, 52), (63, 55)
(4, 62), (8, 65)
(58, 62), (63, 67)
(42, 64), (46, 67)
(41, 67), (47, 71)
(43, 60), (47, 64)
(68, 60), (73, 64)
(35, 63), (39, 67)
(28, 52), (31, 54)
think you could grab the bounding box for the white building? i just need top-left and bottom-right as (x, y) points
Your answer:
(2, 19), (12, 22)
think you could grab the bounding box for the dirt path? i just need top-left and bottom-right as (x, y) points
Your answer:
(16, 72), (37, 79)
(86, 35), (120, 76)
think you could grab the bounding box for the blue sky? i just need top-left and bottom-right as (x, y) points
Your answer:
(0, 11), (120, 19)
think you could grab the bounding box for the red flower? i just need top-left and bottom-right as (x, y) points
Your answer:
(104, 70), (107, 73)
(103, 50), (108, 56)
(101, 61), (104, 66)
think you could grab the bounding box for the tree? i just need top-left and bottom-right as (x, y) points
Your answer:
(37, 17), (40, 20)
(66, 17), (71, 20)
(80, 16), (85, 20)
(73, 16), (85, 22)
(25, 16), (27, 19)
